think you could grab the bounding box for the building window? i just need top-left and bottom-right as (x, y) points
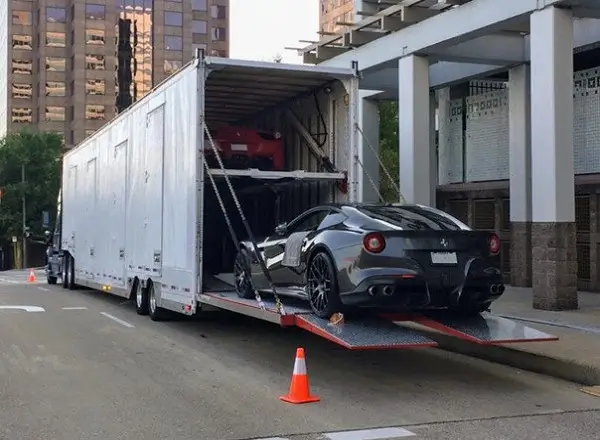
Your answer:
(164, 35), (183, 51)
(12, 59), (33, 75)
(211, 27), (226, 41)
(192, 20), (207, 34)
(210, 5), (226, 19)
(12, 11), (32, 25)
(45, 107), (66, 122)
(86, 54), (105, 70)
(46, 57), (66, 71)
(85, 4), (105, 20)
(46, 32), (66, 48)
(192, 0), (207, 11)
(86, 79), (105, 95)
(46, 82), (66, 97)
(85, 105), (106, 121)
(12, 35), (33, 50)
(164, 60), (182, 75)
(11, 108), (33, 123)
(47, 7), (67, 23)
(12, 83), (32, 99)
(85, 29), (105, 45)
(164, 11), (183, 26)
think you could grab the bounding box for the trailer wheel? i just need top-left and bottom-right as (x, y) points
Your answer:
(148, 280), (168, 321)
(68, 255), (76, 290)
(61, 255), (69, 289)
(134, 279), (149, 315)
(233, 249), (254, 299)
(306, 251), (343, 319)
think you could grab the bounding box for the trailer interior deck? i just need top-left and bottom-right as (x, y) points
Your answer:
(200, 275), (558, 350)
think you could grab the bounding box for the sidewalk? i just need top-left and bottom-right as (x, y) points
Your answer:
(435, 287), (600, 386)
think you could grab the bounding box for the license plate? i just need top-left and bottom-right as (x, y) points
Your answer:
(230, 143), (248, 151)
(430, 252), (457, 265)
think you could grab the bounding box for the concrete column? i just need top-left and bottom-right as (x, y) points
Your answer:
(530, 6), (577, 310)
(398, 55), (432, 205)
(429, 91), (438, 208)
(508, 64), (532, 287)
(357, 90), (381, 203)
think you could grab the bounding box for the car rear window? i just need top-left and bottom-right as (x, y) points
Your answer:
(355, 205), (467, 231)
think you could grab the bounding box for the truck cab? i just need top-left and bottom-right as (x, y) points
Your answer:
(45, 190), (63, 285)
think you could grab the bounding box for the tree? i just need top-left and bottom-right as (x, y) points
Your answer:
(378, 101), (399, 202)
(0, 130), (63, 242)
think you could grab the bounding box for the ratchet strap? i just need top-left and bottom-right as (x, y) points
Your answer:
(202, 123), (286, 315)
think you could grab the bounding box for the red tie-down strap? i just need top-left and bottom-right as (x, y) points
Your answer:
(336, 171), (348, 194)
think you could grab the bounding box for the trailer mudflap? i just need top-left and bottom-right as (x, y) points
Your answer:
(294, 314), (438, 350)
(383, 312), (559, 345)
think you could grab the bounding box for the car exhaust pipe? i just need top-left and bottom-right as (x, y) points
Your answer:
(498, 284), (505, 294)
(382, 285), (394, 296)
(368, 286), (377, 296)
(489, 284), (498, 295)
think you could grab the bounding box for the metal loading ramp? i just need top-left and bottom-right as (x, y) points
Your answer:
(200, 276), (558, 350)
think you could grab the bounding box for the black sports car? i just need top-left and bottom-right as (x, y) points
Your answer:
(233, 203), (505, 319)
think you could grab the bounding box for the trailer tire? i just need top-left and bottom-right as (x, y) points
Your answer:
(233, 248), (255, 299)
(68, 255), (76, 290)
(134, 279), (149, 315)
(61, 254), (70, 289)
(148, 280), (168, 321)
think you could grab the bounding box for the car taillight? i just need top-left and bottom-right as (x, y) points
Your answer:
(363, 232), (386, 254)
(488, 233), (501, 255)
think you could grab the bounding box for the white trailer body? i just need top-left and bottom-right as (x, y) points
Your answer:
(60, 55), (359, 317)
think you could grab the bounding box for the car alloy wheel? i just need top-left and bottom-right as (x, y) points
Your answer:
(307, 253), (332, 316)
(233, 250), (254, 299)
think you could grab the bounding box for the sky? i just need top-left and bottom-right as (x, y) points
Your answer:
(229, 0), (319, 64)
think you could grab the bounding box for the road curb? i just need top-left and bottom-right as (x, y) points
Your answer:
(430, 333), (600, 386)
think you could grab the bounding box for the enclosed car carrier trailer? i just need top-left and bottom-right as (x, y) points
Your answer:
(48, 53), (558, 350)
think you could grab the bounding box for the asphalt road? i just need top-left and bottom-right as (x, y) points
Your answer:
(1, 270), (600, 440)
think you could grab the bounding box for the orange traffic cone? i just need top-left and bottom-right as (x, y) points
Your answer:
(27, 269), (36, 283)
(279, 347), (320, 404)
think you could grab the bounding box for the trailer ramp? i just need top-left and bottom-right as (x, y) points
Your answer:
(200, 278), (437, 349)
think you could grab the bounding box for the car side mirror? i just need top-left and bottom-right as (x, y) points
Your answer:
(275, 222), (288, 235)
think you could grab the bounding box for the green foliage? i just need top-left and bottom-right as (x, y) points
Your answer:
(0, 130), (63, 240)
(378, 101), (400, 202)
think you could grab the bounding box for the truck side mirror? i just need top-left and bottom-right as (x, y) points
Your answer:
(275, 222), (288, 236)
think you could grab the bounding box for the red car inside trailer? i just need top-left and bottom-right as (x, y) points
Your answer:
(205, 127), (285, 171)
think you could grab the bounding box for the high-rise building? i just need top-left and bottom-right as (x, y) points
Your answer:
(0, 0), (230, 148)
(319, 0), (354, 35)
(319, 1), (390, 35)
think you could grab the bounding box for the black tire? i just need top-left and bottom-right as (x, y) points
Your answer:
(233, 248), (255, 299)
(148, 281), (168, 321)
(61, 255), (69, 289)
(306, 251), (343, 319)
(134, 279), (149, 315)
(47, 272), (57, 285)
(68, 254), (76, 290)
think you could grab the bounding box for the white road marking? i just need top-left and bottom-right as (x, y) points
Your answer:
(100, 312), (134, 328)
(324, 427), (416, 440)
(0, 305), (45, 313)
(0, 278), (18, 284)
(38, 287), (50, 292)
(62, 307), (88, 310)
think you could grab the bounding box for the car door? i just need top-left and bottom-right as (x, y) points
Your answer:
(268, 208), (332, 287)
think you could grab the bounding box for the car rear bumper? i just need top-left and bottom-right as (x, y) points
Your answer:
(339, 259), (504, 310)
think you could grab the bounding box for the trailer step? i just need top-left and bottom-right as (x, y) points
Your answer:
(295, 314), (437, 350)
(385, 312), (559, 345)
